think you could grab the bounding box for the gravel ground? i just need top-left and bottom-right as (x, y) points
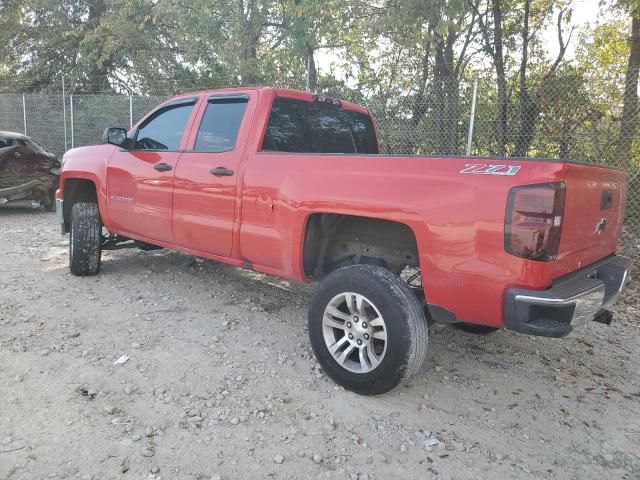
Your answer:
(1, 208), (639, 480)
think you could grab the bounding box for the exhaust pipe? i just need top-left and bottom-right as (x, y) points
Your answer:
(593, 309), (613, 326)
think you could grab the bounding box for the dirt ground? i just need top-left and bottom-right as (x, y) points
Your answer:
(1, 208), (639, 480)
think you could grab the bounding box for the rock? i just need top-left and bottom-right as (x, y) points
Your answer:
(400, 444), (407, 453)
(312, 454), (322, 464)
(273, 454), (285, 464)
(230, 418), (239, 425)
(141, 447), (155, 457)
(114, 355), (130, 366)
(120, 457), (130, 473)
(603, 453), (614, 462)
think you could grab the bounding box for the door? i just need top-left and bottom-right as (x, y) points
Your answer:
(106, 97), (198, 244)
(172, 94), (253, 256)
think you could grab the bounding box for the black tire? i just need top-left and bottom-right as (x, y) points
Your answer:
(451, 322), (499, 335)
(69, 202), (102, 276)
(42, 190), (56, 212)
(308, 265), (428, 395)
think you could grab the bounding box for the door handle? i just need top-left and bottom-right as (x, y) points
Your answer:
(153, 163), (173, 172)
(210, 167), (234, 177)
(14, 151), (22, 158)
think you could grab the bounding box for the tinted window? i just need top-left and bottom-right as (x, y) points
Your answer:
(135, 103), (194, 150)
(0, 137), (27, 147)
(194, 98), (248, 152)
(262, 99), (378, 154)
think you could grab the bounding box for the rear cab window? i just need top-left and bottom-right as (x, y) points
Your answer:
(261, 98), (378, 154)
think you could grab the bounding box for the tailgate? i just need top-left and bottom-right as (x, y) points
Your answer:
(556, 162), (627, 272)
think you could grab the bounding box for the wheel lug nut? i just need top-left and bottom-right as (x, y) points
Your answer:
(364, 333), (369, 340)
(348, 333), (354, 339)
(353, 316), (359, 323)
(347, 322), (352, 328)
(357, 339), (363, 346)
(362, 322), (368, 328)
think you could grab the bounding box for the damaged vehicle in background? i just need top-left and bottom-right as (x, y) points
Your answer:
(0, 131), (60, 211)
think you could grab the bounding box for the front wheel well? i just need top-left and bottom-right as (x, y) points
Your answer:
(303, 213), (420, 280)
(62, 178), (98, 230)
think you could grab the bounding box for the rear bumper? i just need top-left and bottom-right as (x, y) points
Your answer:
(56, 197), (65, 234)
(504, 255), (631, 337)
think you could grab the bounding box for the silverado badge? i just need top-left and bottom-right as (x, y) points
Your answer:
(460, 164), (521, 176)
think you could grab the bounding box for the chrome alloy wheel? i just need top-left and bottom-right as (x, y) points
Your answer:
(322, 292), (387, 374)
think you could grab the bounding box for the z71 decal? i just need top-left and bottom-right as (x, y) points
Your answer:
(459, 164), (521, 176)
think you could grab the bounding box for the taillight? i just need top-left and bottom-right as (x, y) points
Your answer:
(505, 182), (566, 261)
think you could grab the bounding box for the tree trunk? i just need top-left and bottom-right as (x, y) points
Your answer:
(84, 0), (111, 92)
(305, 43), (317, 92)
(492, 0), (508, 157)
(617, 9), (640, 169)
(407, 34), (431, 154)
(433, 28), (460, 155)
(239, 0), (259, 85)
(513, 0), (536, 157)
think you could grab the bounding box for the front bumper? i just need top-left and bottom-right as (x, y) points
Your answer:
(504, 255), (631, 337)
(56, 197), (65, 234)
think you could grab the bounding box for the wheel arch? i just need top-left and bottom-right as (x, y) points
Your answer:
(61, 177), (99, 231)
(301, 212), (421, 281)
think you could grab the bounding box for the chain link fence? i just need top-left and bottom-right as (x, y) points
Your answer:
(1, 78), (638, 231)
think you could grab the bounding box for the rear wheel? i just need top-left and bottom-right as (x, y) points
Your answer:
(69, 202), (102, 276)
(451, 322), (499, 334)
(308, 265), (428, 395)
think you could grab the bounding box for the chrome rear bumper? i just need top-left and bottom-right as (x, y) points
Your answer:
(504, 255), (631, 337)
(56, 197), (65, 234)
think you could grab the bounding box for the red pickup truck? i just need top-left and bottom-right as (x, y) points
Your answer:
(56, 87), (631, 394)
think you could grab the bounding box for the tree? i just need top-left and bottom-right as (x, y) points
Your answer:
(513, 3), (575, 157)
(616, 1), (640, 169)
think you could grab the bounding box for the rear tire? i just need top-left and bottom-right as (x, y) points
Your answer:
(69, 202), (102, 276)
(308, 265), (428, 395)
(451, 322), (499, 334)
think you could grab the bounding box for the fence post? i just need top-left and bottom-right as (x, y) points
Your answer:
(129, 95), (133, 128)
(62, 77), (68, 151)
(466, 78), (479, 157)
(22, 94), (27, 135)
(70, 94), (75, 149)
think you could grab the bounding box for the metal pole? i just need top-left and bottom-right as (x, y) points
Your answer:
(22, 94), (27, 135)
(129, 95), (133, 128)
(466, 78), (479, 157)
(70, 94), (75, 149)
(62, 77), (68, 151)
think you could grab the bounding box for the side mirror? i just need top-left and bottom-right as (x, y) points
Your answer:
(103, 127), (130, 148)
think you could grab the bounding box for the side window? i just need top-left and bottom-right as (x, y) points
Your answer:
(1, 137), (27, 147)
(194, 98), (248, 152)
(261, 99), (308, 152)
(135, 103), (194, 151)
(262, 98), (378, 154)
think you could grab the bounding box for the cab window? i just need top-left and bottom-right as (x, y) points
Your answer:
(135, 103), (194, 151)
(262, 98), (378, 154)
(194, 97), (248, 152)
